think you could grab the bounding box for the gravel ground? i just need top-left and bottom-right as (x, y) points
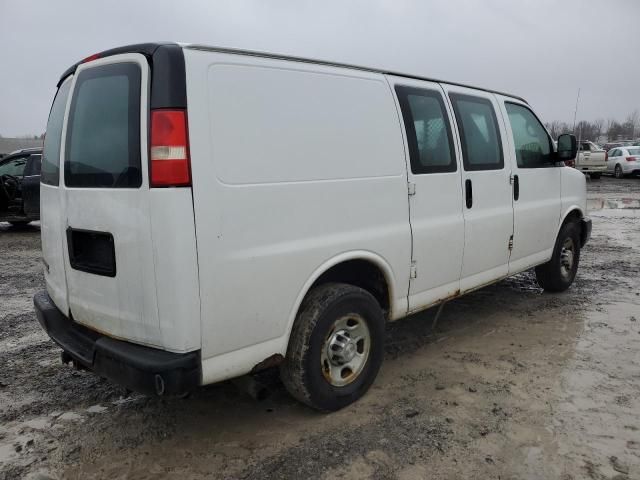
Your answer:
(1, 176), (639, 480)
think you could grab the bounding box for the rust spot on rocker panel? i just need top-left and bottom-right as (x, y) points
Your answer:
(406, 289), (461, 317)
(250, 353), (284, 373)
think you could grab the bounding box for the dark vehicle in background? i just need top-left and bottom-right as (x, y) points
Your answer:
(0, 148), (42, 225)
(604, 142), (624, 152)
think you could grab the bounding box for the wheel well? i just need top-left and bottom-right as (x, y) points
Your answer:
(562, 209), (587, 246)
(310, 259), (390, 319)
(562, 209), (583, 226)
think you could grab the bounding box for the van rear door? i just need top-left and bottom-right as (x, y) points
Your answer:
(41, 77), (72, 314)
(59, 54), (163, 346)
(42, 46), (201, 354)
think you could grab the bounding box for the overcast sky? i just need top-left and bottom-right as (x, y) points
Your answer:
(1, 0), (638, 136)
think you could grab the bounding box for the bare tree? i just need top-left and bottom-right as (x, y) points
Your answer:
(545, 120), (571, 139)
(626, 109), (640, 138)
(593, 118), (604, 141)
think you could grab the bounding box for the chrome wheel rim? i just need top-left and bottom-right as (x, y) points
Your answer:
(321, 314), (371, 387)
(615, 166), (622, 178)
(560, 237), (575, 278)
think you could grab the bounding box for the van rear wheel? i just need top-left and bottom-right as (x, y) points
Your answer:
(280, 283), (384, 411)
(535, 221), (581, 293)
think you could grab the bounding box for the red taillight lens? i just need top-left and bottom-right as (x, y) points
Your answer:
(565, 158), (575, 168)
(605, 151), (608, 161)
(150, 109), (191, 187)
(626, 156), (636, 162)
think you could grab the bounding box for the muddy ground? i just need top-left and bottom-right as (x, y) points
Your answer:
(1, 177), (639, 480)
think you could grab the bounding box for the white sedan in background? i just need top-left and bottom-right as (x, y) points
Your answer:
(607, 146), (640, 178)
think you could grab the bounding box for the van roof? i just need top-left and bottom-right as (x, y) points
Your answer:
(58, 42), (528, 104)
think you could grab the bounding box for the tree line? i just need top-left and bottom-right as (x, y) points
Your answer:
(544, 110), (640, 142)
(0, 133), (45, 139)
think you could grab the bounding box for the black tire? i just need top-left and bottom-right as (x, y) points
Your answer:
(615, 164), (624, 179)
(280, 283), (385, 412)
(590, 173), (601, 179)
(8, 221), (31, 226)
(535, 222), (581, 293)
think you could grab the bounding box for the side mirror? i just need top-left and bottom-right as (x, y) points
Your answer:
(557, 133), (577, 163)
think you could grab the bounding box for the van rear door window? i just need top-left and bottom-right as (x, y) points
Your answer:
(64, 62), (141, 188)
(449, 93), (504, 171)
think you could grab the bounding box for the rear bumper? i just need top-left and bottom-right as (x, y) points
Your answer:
(33, 291), (201, 396)
(578, 166), (606, 173)
(581, 216), (592, 247)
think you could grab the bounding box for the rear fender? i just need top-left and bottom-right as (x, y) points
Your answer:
(280, 251), (400, 352)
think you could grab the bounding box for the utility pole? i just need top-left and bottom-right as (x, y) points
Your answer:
(572, 88), (581, 132)
(572, 88), (583, 150)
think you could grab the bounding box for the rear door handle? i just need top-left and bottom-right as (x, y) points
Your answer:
(465, 179), (473, 209)
(513, 174), (519, 201)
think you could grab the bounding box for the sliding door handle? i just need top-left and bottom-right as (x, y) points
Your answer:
(513, 174), (519, 201)
(465, 179), (473, 209)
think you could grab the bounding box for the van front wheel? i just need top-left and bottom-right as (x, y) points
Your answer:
(281, 283), (384, 412)
(535, 221), (581, 292)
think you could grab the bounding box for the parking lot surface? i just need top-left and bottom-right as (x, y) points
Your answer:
(1, 177), (639, 480)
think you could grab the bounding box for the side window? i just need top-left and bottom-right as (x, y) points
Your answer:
(505, 103), (553, 168)
(0, 156), (29, 176)
(42, 78), (72, 186)
(611, 149), (619, 157)
(449, 93), (503, 170)
(395, 86), (456, 173)
(25, 155), (42, 176)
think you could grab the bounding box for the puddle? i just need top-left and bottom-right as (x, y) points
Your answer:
(551, 300), (640, 475)
(587, 197), (640, 210)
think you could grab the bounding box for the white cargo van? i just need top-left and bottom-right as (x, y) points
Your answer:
(35, 43), (591, 411)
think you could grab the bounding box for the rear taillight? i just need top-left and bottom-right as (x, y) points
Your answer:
(150, 109), (191, 187)
(605, 151), (608, 161)
(565, 158), (575, 168)
(626, 156), (637, 162)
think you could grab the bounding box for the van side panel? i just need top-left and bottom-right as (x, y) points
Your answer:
(148, 189), (201, 352)
(184, 50), (411, 372)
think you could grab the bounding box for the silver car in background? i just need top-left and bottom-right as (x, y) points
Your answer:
(607, 146), (640, 178)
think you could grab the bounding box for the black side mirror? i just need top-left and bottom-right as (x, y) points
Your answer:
(557, 133), (577, 163)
